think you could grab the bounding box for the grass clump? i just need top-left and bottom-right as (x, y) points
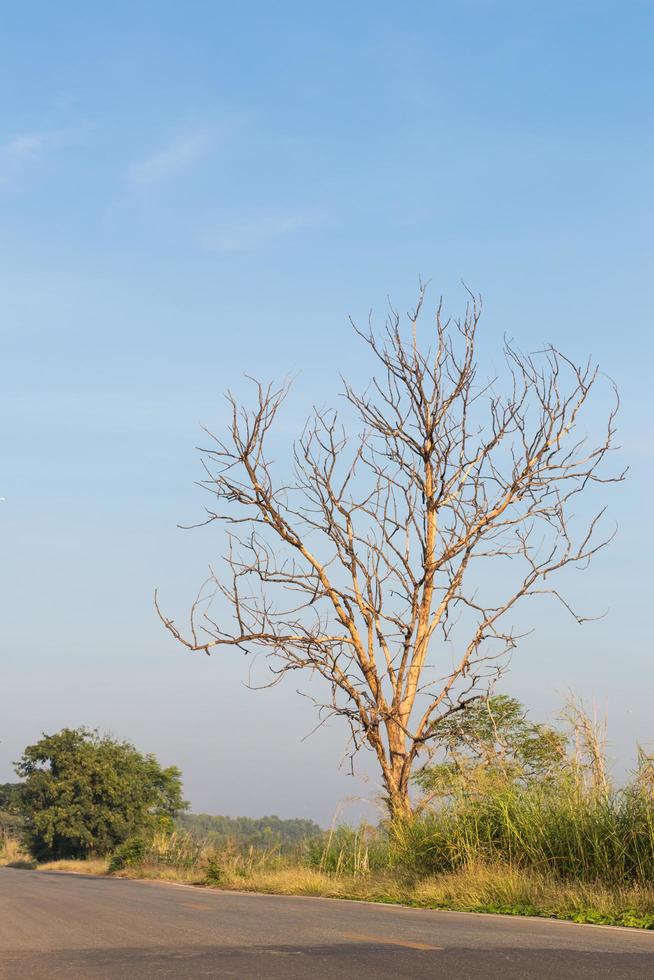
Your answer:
(388, 779), (654, 886)
(0, 833), (35, 868)
(37, 857), (108, 874)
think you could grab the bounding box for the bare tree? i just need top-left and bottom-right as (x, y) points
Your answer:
(158, 286), (622, 820)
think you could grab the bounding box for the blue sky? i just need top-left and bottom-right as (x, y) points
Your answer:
(1, 2), (652, 823)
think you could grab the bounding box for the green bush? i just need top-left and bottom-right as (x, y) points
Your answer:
(108, 837), (148, 872)
(204, 856), (226, 886)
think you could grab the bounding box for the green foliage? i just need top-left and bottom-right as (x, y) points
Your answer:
(107, 836), (148, 872)
(176, 813), (323, 852)
(414, 696), (567, 799)
(608, 909), (654, 930)
(15, 728), (187, 861)
(204, 855), (226, 886)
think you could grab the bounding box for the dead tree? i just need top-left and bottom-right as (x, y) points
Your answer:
(158, 286), (622, 820)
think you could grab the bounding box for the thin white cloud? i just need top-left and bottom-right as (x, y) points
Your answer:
(204, 212), (322, 253)
(0, 129), (71, 186)
(126, 128), (214, 187)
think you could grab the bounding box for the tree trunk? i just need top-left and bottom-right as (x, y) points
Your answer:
(383, 732), (413, 822)
(386, 786), (412, 823)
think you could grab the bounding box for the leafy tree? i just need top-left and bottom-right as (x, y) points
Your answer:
(414, 695), (567, 802)
(15, 728), (187, 861)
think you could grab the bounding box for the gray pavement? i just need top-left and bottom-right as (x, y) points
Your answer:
(1, 867), (653, 979)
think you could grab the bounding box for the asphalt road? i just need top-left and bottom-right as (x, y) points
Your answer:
(1, 867), (653, 979)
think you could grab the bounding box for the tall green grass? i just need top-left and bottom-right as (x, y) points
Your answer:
(389, 779), (654, 884)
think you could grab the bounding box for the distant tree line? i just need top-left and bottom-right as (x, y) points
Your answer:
(176, 813), (323, 850)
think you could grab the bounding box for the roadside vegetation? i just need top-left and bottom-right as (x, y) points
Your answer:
(3, 701), (653, 930)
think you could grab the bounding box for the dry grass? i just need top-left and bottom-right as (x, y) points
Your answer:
(0, 836), (34, 868)
(37, 858), (109, 875)
(113, 863), (204, 884)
